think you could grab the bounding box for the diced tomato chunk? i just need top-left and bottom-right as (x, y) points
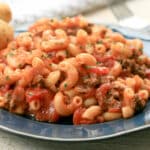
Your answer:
(73, 107), (85, 125)
(73, 107), (97, 125)
(96, 83), (111, 96)
(88, 66), (109, 75)
(83, 88), (96, 99)
(26, 88), (49, 102)
(146, 69), (150, 78)
(35, 101), (60, 123)
(48, 102), (60, 122)
(94, 55), (115, 67)
(0, 85), (10, 93)
(108, 108), (121, 113)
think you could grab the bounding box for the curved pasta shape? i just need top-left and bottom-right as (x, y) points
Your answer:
(9, 87), (26, 115)
(64, 89), (76, 98)
(83, 97), (97, 108)
(50, 63), (59, 71)
(1, 67), (21, 86)
(82, 105), (101, 120)
(111, 42), (133, 59)
(59, 61), (79, 91)
(85, 44), (94, 54)
(32, 57), (45, 71)
(103, 112), (122, 121)
(41, 29), (68, 52)
(122, 106), (134, 119)
(138, 90), (149, 101)
(42, 29), (53, 41)
(65, 58), (78, 68)
(41, 39), (68, 52)
(125, 77), (136, 90)
(127, 39), (143, 52)
(111, 42), (124, 58)
(16, 32), (33, 48)
(76, 53), (97, 66)
(109, 61), (122, 77)
(134, 75), (144, 91)
(126, 76), (144, 92)
(76, 29), (88, 44)
(71, 96), (83, 111)
(18, 67), (35, 87)
(45, 70), (61, 92)
(56, 50), (67, 61)
(0, 96), (6, 107)
(10, 105), (25, 114)
(138, 55), (148, 64)
(55, 29), (67, 39)
(122, 87), (135, 118)
(54, 92), (82, 116)
(29, 100), (41, 111)
(95, 44), (106, 55)
(143, 79), (150, 93)
(123, 87), (135, 106)
(32, 57), (49, 75)
(29, 18), (58, 34)
(109, 32), (126, 43)
(68, 43), (82, 56)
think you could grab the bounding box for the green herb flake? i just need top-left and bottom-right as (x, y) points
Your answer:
(49, 63), (52, 67)
(28, 92), (33, 96)
(66, 50), (69, 57)
(50, 19), (54, 22)
(7, 52), (15, 57)
(18, 64), (23, 68)
(2, 29), (5, 34)
(5, 76), (10, 80)
(83, 75), (89, 80)
(5, 93), (11, 99)
(84, 65), (91, 69)
(29, 50), (32, 54)
(6, 38), (10, 42)
(42, 53), (49, 59)
(105, 36), (110, 39)
(86, 43), (92, 47)
(28, 34), (32, 37)
(11, 48), (16, 51)
(97, 40), (103, 44)
(80, 45), (84, 49)
(62, 16), (68, 20)
(64, 83), (68, 88)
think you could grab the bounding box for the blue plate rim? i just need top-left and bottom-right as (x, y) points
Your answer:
(1, 121), (150, 141)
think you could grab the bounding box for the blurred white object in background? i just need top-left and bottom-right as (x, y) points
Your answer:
(110, 2), (150, 29)
(1, 0), (121, 29)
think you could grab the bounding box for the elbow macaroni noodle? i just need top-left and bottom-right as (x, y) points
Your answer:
(0, 16), (150, 125)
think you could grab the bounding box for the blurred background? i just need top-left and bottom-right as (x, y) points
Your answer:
(0, 0), (150, 30)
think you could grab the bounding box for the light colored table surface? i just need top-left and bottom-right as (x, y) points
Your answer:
(1, 0), (150, 149)
(86, 0), (150, 24)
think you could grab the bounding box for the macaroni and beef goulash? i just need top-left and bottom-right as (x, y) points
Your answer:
(0, 16), (150, 125)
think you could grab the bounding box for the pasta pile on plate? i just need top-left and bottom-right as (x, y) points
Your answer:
(0, 16), (150, 125)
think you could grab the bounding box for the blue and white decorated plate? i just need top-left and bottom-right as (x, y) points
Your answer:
(1, 25), (150, 141)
